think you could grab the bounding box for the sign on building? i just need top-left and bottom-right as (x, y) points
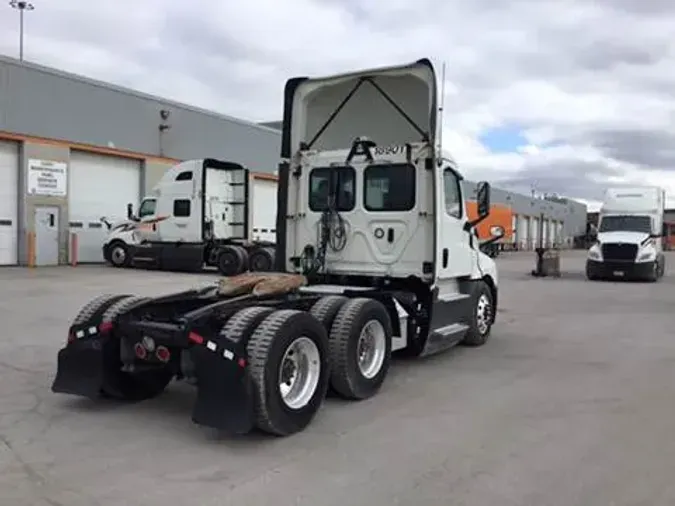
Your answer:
(27, 159), (68, 197)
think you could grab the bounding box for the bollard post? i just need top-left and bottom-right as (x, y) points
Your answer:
(27, 231), (36, 268)
(70, 233), (78, 266)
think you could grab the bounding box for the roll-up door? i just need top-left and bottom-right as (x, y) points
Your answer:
(69, 151), (141, 262)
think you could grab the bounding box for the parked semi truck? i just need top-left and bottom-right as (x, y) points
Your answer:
(586, 185), (666, 281)
(51, 58), (504, 437)
(101, 162), (277, 275)
(466, 201), (513, 257)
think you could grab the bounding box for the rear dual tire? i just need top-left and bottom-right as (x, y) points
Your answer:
(244, 309), (331, 436)
(216, 246), (276, 276)
(228, 297), (393, 436)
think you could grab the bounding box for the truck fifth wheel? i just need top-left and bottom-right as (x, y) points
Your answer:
(51, 58), (504, 437)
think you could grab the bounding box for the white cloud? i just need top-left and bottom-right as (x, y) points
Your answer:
(1, 0), (675, 206)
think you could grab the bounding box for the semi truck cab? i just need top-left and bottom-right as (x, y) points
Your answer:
(586, 186), (666, 282)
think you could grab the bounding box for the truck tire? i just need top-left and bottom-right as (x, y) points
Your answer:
(328, 298), (393, 400)
(71, 293), (131, 327)
(99, 296), (174, 401)
(106, 240), (131, 268)
(248, 247), (276, 272)
(246, 309), (330, 436)
(217, 245), (248, 276)
(309, 295), (348, 333)
(646, 261), (660, 283)
(219, 306), (275, 343)
(460, 281), (494, 347)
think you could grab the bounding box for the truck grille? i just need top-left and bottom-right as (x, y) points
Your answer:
(602, 243), (637, 262)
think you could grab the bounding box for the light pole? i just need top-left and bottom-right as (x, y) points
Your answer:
(9, 0), (35, 62)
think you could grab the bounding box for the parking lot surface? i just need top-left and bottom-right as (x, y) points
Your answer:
(2, 251), (675, 506)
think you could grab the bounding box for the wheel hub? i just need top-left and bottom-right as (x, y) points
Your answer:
(357, 320), (386, 379)
(476, 294), (492, 335)
(111, 246), (126, 264)
(278, 336), (321, 410)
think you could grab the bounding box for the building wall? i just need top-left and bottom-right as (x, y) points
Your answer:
(462, 180), (588, 246)
(0, 55), (282, 173)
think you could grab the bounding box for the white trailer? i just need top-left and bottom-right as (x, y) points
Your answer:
(101, 161), (278, 275)
(586, 186), (666, 281)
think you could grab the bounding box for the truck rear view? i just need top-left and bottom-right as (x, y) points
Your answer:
(51, 58), (501, 438)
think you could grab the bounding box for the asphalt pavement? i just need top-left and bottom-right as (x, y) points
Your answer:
(2, 251), (675, 506)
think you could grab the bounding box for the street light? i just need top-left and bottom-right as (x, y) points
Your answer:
(9, 0), (35, 62)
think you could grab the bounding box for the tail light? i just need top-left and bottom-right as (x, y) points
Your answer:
(156, 346), (171, 363)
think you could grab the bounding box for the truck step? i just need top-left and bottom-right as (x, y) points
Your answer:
(420, 323), (469, 357)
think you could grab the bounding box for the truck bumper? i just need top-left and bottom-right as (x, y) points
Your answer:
(586, 259), (655, 280)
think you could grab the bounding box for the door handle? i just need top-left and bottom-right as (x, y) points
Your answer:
(49, 214), (55, 227)
(442, 248), (448, 268)
(387, 228), (394, 243)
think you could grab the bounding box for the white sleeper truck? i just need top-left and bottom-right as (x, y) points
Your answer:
(586, 185), (666, 282)
(101, 159), (277, 275)
(52, 58), (504, 437)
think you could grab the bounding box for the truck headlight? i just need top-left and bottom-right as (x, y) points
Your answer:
(588, 243), (602, 261)
(638, 248), (656, 262)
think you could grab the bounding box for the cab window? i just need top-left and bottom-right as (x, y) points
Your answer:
(443, 168), (462, 219)
(309, 167), (355, 212)
(364, 164), (415, 212)
(138, 199), (157, 218)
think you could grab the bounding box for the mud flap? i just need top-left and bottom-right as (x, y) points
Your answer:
(51, 338), (106, 399)
(190, 345), (255, 435)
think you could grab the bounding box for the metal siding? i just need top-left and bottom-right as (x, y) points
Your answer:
(0, 56), (281, 175)
(0, 140), (19, 264)
(462, 179), (588, 244)
(69, 151), (141, 262)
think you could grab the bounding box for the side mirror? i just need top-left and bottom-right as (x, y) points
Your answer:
(126, 203), (134, 219)
(476, 181), (491, 218)
(490, 225), (505, 238)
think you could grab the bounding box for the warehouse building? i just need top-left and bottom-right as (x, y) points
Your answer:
(1, 54), (586, 268)
(462, 181), (587, 249)
(0, 55), (281, 266)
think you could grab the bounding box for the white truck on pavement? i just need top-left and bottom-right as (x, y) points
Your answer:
(101, 159), (278, 275)
(586, 186), (666, 282)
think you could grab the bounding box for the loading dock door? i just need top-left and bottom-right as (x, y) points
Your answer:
(69, 151), (141, 262)
(0, 141), (19, 265)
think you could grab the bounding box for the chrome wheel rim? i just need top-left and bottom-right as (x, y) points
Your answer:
(278, 337), (321, 409)
(476, 294), (492, 335)
(357, 319), (386, 379)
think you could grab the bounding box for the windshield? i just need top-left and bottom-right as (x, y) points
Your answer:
(138, 199), (157, 218)
(599, 215), (651, 234)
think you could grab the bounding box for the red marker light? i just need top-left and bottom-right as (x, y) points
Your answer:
(156, 346), (171, 363)
(188, 332), (204, 345)
(99, 321), (114, 334)
(67, 332), (76, 344)
(237, 357), (247, 368)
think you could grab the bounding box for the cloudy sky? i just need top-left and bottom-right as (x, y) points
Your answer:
(2, 0), (675, 210)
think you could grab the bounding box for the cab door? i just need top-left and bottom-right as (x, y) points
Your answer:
(135, 198), (161, 242)
(435, 166), (474, 286)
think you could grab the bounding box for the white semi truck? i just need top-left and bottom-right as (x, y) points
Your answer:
(101, 160), (279, 275)
(586, 185), (666, 282)
(52, 58), (504, 437)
